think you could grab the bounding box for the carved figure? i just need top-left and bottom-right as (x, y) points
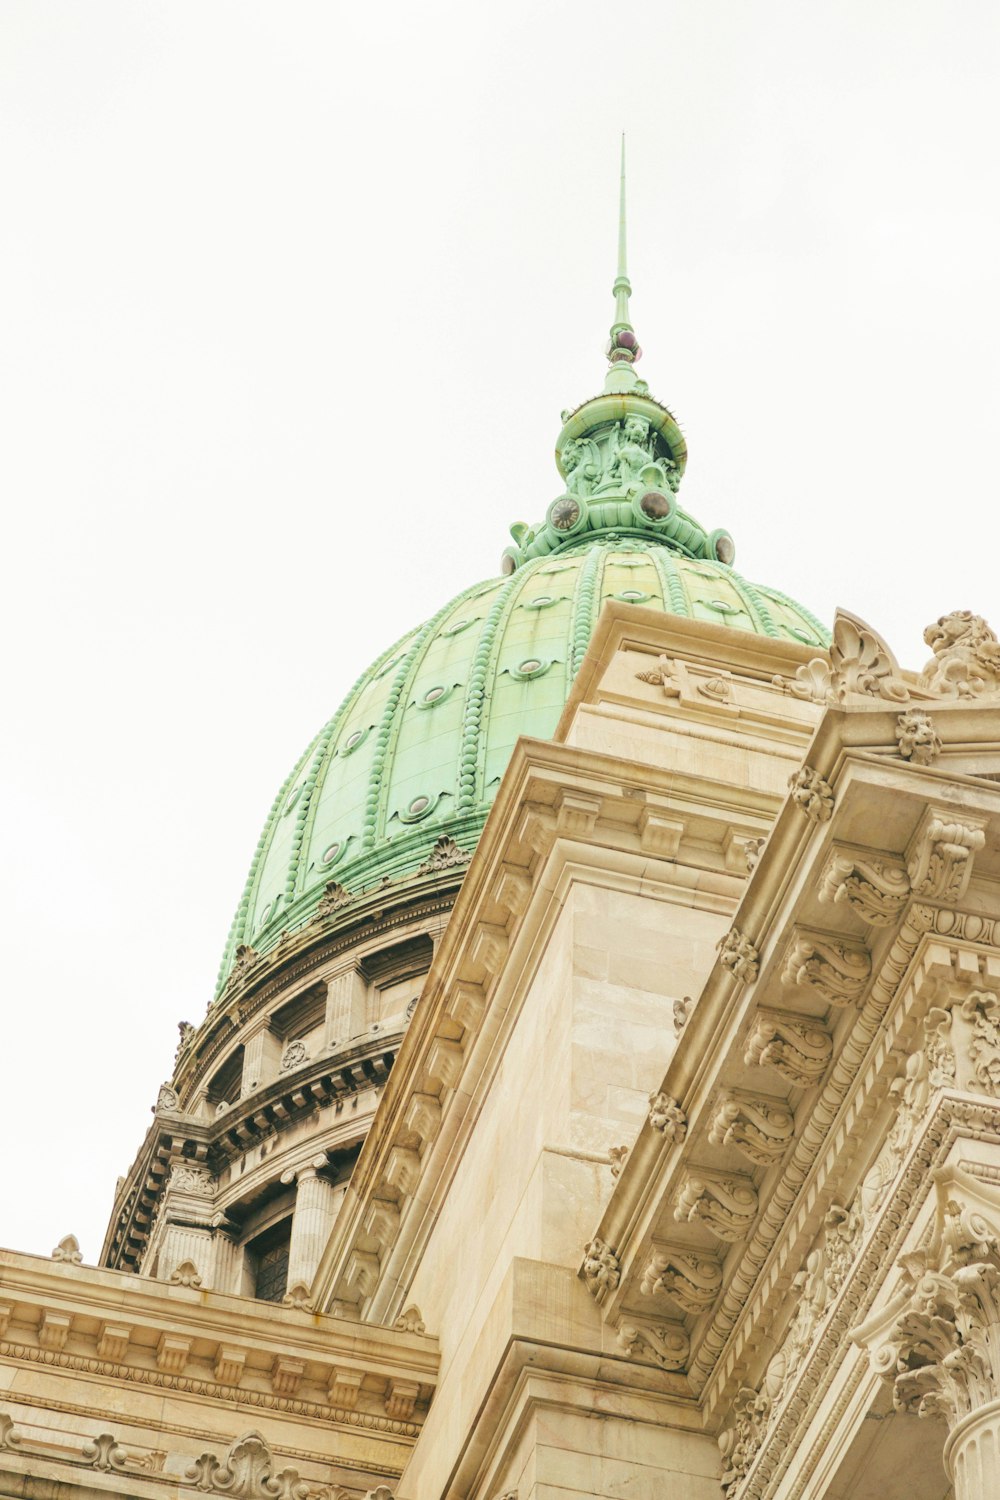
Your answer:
(920, 610), (1000, 698)
(581, 1237), (621, 1299)
(895, 708), (942, 765)
(788, 766), (835, 823)
(717, 927), (760, 984)
(601, 415), (654, 491)
(647, 1092), (687, 1142)
(561, 437), (600, 496)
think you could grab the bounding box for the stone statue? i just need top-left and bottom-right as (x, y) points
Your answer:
(562, 438), (600, 496)
(600, 415), (654, 492)
(920, 611), (1000, 698)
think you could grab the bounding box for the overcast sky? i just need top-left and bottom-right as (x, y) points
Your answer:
(1, 1), (998, 1260)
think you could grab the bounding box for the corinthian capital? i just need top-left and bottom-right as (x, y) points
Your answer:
(858, 1168), (1000, 1435)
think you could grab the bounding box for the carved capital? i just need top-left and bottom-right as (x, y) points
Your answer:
(780, 928), (871, 1006)
(744, 1012), (832, 1087)
(717, 927), (760, 985)
(673, 1170), (758, 1242)
(907, 809), (986, 903)
(819, 846), (910, 926)
(640, 1246), (723, 1313)
(788, 766), (835, 823)
(862, 1172), (1000, 1434)
(708, 1091), (795, 1166)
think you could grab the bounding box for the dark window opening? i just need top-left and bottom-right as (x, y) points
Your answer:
(250, 1218), (291, 1304)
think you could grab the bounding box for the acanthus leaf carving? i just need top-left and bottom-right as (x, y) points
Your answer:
(169, 1259), (203, 1289)
(316, 882), (353, 916)
(82, 1433), (129, 1472)
(719, 1387), (771, 1497)
(673, 1171), (758, 1242)
(170, 1164), (214, 1197)
(818, 847), (911, 926)
(788, 766), (835, 823)
(717, 927), (760, 985)
(640, 1247), (723, 1313)
(394, 1304), (426, 1334)
(581, 1237), (620, 1302)
(0, 1413), (22, 1452)
(860, 1171), (1000, 1434)
(771, 657), (832, 704)
(707, 1091), (795, 1166)
(744, 1013), (832, 1088)
(828, 607), (909, 703)
(647, 1092), (687, 1143)
(616, 1315), (689, 1370)
(780, 928), (871, 1006)
(906, 811), (986, 903)
(51, 1234), (83, 1264)
(186, 1428), (307, 1497)
(896, 707), (943, 765)
(920, 611), (1000, 699)
(155, 1083), (180, 1113)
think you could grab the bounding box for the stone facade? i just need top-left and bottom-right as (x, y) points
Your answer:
(4, 600), (1000, 1498)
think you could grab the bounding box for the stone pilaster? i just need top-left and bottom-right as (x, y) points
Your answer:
(240, 1021), (282, 1097)
(281, 1156), (341, 1295)
(325, 963), (368, 1047)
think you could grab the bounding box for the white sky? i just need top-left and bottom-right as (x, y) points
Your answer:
(1, 1), (998, 1261)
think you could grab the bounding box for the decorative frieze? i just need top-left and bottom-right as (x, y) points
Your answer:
(640, 1247), (723, 1313)
(744, 1013), (832, 1087)
(818, 848), (910, 926)
(787, 766), (835, 823)
(616, 1316), (689, 1370)
(780, 929), (871, 1006)
(673, 1171), (758, 1242)
(708, 1092), (794, 1166)
(717, 928), (760, 985)
(906, 809), (986, 903)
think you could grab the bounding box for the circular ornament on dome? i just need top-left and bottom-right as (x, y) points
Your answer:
(283, 784), (304, 815)
(615, 589), (652, 604)
(339, 726), (371, 756)
(416, 683), (457, 710)
(639, 489), (673, 521)
(509, 657), (554, 682)
(524, 595), (558, 611)
(500, 550), (518, 577)
(709, 528), (736, 566)
(439, 617), (477, 638)
(547, 496), (584, 534)
(707, 599), (740, 615)
(400, 794), (433, 822)
(320, 841), (344, 867)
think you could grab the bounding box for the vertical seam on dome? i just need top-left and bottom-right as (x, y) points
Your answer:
(215, 749), (312, 997)
(570, 545), (604, 676)
(648, 547), (691, 616)
(363, 592), (473, 851)
(456, 572), (523, 815)
(728, 571), (779, 637)
(757, 584), (831, 644)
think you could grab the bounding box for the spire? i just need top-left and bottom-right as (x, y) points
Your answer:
(605, 135), (643, 393)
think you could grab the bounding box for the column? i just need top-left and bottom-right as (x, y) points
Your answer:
(281, 1156), (343, 1296)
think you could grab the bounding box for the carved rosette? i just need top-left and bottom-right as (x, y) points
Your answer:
(648, 1092), (687, 1142)
(640, 1247), (723, 1313)
(744, 1014), (832, 1088)
(581, 1237), (621, 1303)
(707, 1092), (794, 1166)
(673, 1171), (758, 1242)
(788, 766), (835, 823)
(780, 929), (871, 1006)
(717, 928), (760, 985)
(818, 848), (910, 926)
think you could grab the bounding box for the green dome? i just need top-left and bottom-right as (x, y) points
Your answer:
(217, 533), (827, 992)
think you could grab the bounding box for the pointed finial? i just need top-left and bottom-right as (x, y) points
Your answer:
(606, 135), (642, 391)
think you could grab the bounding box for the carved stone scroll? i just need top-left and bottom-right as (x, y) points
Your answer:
(907, 810), (986, 903)
(640, 1247), (723, 1313)
(673, 1171), (758, 1242)
(780, 928), (871, 1006)
(707, 1091), (794, 1166)
(744, 1013), (832, 1087)
(616, 1316), (689, 1370)
(818, 847), (910, 926)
